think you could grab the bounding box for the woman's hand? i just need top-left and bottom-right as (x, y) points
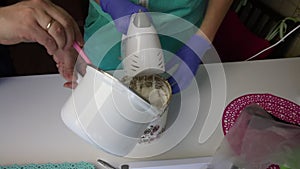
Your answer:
(166, 34), (211, 94)
(0, 0), (83, 55)
(98, 0), (148, 34)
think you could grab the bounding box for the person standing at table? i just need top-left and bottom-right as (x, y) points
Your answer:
(0, 0), (83, 88)
(84, 0), (233, 94)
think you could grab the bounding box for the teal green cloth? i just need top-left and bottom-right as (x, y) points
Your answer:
(84, 0), (207, 70)
(0, 162), (94, 169)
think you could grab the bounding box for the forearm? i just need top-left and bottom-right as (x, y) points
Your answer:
(197, 0), (233, 41)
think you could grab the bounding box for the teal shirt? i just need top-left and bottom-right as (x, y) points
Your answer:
(84, 0), (207, 70)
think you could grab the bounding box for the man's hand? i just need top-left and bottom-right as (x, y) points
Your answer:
(0, 0), (83, 55)
(53, 47), (79, 89)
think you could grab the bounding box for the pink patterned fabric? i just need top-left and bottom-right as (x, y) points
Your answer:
(222, 93), (300, 135)
(267, 164), (280, 169)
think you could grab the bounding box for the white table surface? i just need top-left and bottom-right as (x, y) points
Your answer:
(0, 57), (300, 167)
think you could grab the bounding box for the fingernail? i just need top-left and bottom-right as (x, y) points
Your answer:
(77, 40), (84, 47)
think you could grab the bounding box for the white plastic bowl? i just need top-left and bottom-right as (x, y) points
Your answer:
(61, 65), (160, 156)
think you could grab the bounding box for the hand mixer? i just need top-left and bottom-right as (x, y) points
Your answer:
(121, 11), (172, 144)
(121, 11), (165, 77)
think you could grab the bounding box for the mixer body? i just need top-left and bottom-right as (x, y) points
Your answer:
(122, 11), (165, 77)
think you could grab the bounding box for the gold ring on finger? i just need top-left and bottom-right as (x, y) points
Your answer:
(46, 19), (55, 31)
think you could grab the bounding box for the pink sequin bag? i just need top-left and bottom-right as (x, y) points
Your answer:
(210, 94), (300, 169)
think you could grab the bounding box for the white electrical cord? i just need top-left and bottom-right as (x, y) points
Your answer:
(245, 24), (300, 61)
